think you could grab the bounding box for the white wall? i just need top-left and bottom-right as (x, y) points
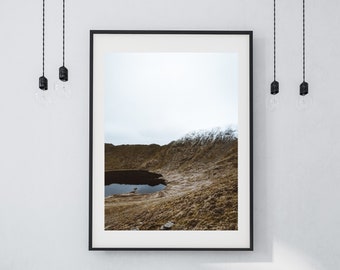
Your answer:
(1, 0), (339, 269)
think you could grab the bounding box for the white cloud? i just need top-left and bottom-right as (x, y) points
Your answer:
(105, 53), (238, 145)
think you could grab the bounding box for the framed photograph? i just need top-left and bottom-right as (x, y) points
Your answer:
(89, 30), (253, 250)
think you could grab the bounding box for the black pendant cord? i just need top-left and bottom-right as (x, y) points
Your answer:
(63, 0), (65, 67)
(43, 0), (45, 76)
(303, 0), (305, 82)
(39, 0), (48, 90)
(273, 0), (276, 82)
(300, 0), (308, 95)
(59, 0), (68, 82)
(271, 0), (279, 95)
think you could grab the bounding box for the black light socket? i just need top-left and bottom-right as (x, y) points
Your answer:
(59, 66), (68, 82)
(39, 76), (48, 90)
(300, 81), (309, 96)
(271, 80), (279, 95)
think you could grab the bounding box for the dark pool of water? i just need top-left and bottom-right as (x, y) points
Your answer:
(105, 170), (167, 197)
(105, 183), (166, 197)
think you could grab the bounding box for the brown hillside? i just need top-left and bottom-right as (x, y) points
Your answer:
(105, 131), (238, 231)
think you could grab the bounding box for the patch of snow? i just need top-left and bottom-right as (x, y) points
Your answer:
(174, 127), (237, 145)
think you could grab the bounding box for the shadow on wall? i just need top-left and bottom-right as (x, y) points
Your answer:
(202, 240), (320, 270)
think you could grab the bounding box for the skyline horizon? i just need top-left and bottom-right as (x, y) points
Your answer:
(105, 125), (238, 146)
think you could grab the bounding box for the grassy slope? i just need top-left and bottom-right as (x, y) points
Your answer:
(105, 137), (238, 230)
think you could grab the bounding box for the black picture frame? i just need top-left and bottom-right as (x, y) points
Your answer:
(89, 30), (253, 250)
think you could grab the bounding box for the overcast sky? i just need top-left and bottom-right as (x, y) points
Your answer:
(104, 53), (238, 145)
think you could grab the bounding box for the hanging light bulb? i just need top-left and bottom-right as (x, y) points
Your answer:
(297, 82), (312, 110)
(54, 66), (70, 98)
(266, 0), (280, 111)
(54, 0), (70, 97)
(297, 0), (312, 111)
(297, 94), (312, 111)
(267, 81), (280, 111)
(35, 88), (53, 105)
(36, 0), (52, 105)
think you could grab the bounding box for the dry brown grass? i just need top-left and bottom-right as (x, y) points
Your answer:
(105, 139), (238, 230)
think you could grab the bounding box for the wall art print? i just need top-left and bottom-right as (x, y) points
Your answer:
(89, 30), (253, 250)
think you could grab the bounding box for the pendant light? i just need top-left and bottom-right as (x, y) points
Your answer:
(55, 0), (69, 97)
(297, 0), (312, 110)
(271, 0), (279, 95)
(59, 0), (68, 82)
(36, 0), (53, 105)
(39, 0), (48, 90)
(300, 0), (308, 96)
(267, 0), (279, 111)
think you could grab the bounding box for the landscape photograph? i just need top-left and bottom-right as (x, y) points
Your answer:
(104, 52), (239, 231)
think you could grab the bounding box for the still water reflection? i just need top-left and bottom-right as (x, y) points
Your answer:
(105, 183), (166, 197)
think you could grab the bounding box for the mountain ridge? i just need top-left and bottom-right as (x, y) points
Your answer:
(105, 128), (237, 172)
